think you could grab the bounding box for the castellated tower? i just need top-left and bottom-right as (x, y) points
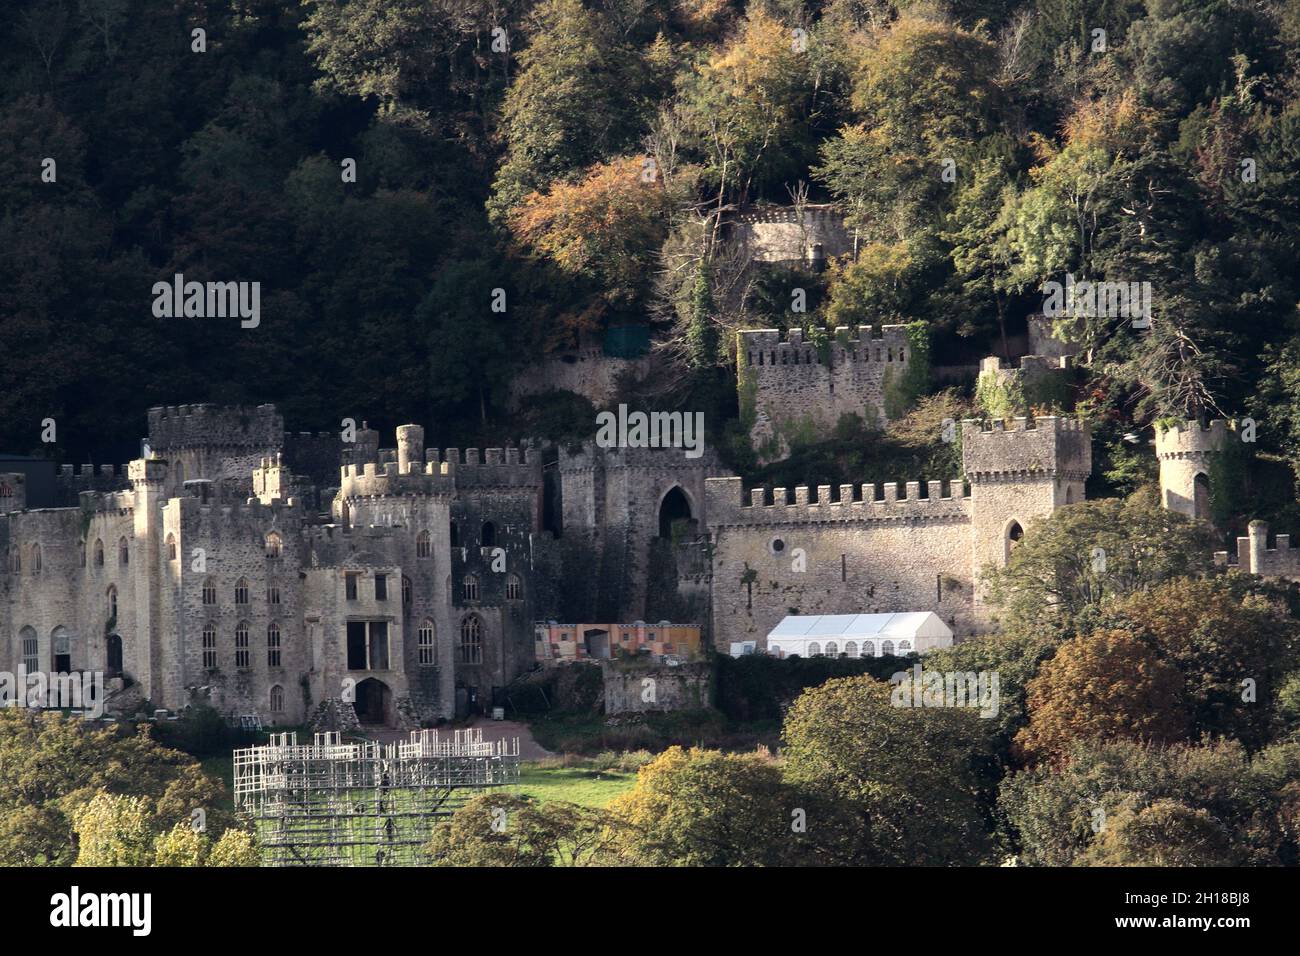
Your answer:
(738, 324), (913, 462)
(962, 417), (1091, 616)
(1155, 419), (1230, 520)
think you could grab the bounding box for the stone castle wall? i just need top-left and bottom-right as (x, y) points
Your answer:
(740, 325), (912, 460)
(729, 205), (854, 266)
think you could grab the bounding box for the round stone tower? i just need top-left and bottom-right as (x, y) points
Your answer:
(396, 424), (425, 474)
(1154, 419), (1230, 520)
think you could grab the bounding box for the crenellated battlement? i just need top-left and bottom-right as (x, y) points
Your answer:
(147, 403), (284, 450)
(1214, 520), (1300, 578)
(166, 493), (306, 528)
(337, 427), (541, 501)
(962, 416), (1091, 480)
(739, 324), (910, 360)
(1155, 419), (1232, 459)
(705, 474), (970, 528)
(738, 325), (918, 462)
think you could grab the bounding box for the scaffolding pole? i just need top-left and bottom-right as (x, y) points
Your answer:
(233, 729), (520, 866)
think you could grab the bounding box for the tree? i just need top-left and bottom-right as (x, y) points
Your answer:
(1112, 575), (1300, 749)
(72, 793), (154, 867)
(508, 156), (671, 309)
(426, 793), (616, 866)
(152, 822), (208, 867)
(1014, 629), (1190, 765)
(998, 738), (1300, 866)
(0, 710), (234, 866)
(680, 8), (817, 219)
(1078, 798), (1238, 866)
(489, 0), (648, 222)
(781, 676), (996, 865)
(607, 746), (800, 866)
(208, 829), (260, 867)
(982, 490), (1215, 634)
(814, 15), (1001, 240)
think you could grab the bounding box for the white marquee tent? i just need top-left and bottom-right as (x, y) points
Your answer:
(765, 612), (953, 659)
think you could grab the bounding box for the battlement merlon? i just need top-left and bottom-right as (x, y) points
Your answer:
(340, 448), (539, 490)
(1214, 519), (1300, 577)
(147, 403), (284, 451)
(129, 458), (168, 484)
(704, 475), (970, 527)
(1154, 419), (1232, 459)
(738, 324), (910, 350)
(961, 417), (1091, 481)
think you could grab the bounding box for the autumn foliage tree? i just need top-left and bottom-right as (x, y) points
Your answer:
(1014, 629), (1191, 765)
(508, 156), (672, 311)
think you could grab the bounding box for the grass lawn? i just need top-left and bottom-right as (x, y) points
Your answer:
(513, 762), (638, 808)
(199, 754), (236, 814)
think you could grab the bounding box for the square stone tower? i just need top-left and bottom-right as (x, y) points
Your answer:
(962, 417), (1091, 617)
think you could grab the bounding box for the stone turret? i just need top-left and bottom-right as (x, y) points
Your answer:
(1155, 419), (1230, 520)
(963, 416), (1091, 617)
(396, 424), (425, 474)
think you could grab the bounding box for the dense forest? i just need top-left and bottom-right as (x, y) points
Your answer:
(4, 0), (1300, 524)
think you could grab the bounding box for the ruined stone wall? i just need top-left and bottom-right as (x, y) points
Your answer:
(739, 325), (912, 460)
(506, 348), (653, 410)
(729, 205), (854, 266)
(602, 661), (711, 714)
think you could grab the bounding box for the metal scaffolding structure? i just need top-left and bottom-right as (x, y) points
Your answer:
(233, 729), (520, 866)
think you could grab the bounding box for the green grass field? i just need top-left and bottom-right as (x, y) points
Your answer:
(513, 763), (638, 808)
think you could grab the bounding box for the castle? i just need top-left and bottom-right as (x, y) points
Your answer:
(3, 395), (1255, 730)
(0, 405), (723, 729)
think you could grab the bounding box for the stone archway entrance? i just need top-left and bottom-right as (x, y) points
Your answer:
(658, 486), (693, 539)
(106, 634), (123, 678)
(353, 678), (392, 725)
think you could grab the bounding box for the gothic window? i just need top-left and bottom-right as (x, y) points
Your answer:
(267, 622), (281, 667)
(481, 521), (496, 547)
(402, 575), (412, 607)
(7, 545), (17, 574)
(269, 684), (285, 713)
(459, 615), (482, 664)
(235, 577), (249, 605)
(20, 627), (38, 673)
(202, 578), (217, 605)
(93, 539), (104, 567)
(235, 622), (250, 669)
(416, 530), (431, 558)
(52, 626), (71, 672)
(506, 573), (522, 601)
(463, 574), (479, 602)
(265, 532), (282, 558)
(418, 621), (436, 665)
(79, 541), (86, 568)
(166, 533), (177, 560)
(267, 582), (281, 605)
(29, 543), (41, 574)
(118, 537), (129, 566)
(1005, 520), (1024, 564)
(202, 626), (217, 669)
(106, 585), (117, 620)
